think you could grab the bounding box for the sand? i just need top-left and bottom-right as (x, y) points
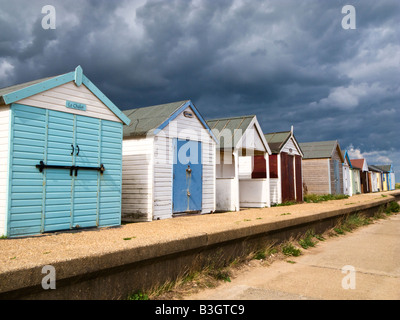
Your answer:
(0, 192), (397, 274)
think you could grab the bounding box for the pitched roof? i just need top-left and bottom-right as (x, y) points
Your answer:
(372, 165), (392, 173)
(207, 115), (271, 153)
(264, 130), (303, 156)
(206, 115), (255, 149)
(368, 165), (383, 172)
(350, 159), (370, 172)
(342, 150), (353, 168)
(299, 140), (343, 161)
(123, 100), (218, 142)
(350, 159), (363, 169)
(123, 100), (189, 137)
(0, 66), (130, 125)
(0, 76), (57, 102)
(264, 131), (291, 153)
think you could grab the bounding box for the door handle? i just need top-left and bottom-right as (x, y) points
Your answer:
(71, 144), (74, 155)
(76, 145), (80, 156)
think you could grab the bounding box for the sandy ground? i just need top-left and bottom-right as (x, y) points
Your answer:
(0, 191), (398, 274)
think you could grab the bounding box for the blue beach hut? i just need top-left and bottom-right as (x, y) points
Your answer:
(0, 66), (130, 237)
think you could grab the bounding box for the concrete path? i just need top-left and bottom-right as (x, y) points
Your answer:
(185, 214), (400, 300)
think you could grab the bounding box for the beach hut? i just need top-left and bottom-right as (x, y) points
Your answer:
(0, 66), (130, 237)
(368, 166), (379, 192)
(350, 159), (370, 193)
(263, 128), (304, 204)
(121, 100), (218, 222)
(351, 167), (362, 195)
(368, 165), (384, 192)
(373, 165), (395, 191)
(342, 151), (353, 196)
(207, 115), (271, 211)
(299, 140), (345, 195)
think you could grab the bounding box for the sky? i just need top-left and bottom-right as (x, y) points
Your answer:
(0, 0), (399, 181)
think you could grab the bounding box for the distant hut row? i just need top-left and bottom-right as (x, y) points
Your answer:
(300, 141), (396, 197)
(0, 67), (396, 237)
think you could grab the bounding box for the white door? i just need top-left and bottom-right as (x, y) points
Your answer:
(343, 166), (351, 196)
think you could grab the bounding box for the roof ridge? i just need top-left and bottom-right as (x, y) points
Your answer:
(300, 140), (337, 144)
(264, 130), (291, 135)
(207, 115), (256, 122)
(124, 100), (189, 112)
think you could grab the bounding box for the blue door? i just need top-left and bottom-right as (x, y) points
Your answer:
(44, 111), (75, 232)
(44, 111), (100, 231)
(72, 115), (100, 228)
(173, 139), (202, 213)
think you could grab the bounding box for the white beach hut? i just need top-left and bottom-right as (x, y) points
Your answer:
(207, 115), (271, 212)
(122, 100), (218, 222)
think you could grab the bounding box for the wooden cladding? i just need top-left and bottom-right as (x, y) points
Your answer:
(281, 152), (295, 203)
(269, 154), (278, 179)
(252, 155), (267, 179)
(360, 171), (371, 193)
(295, 155), (303, 202)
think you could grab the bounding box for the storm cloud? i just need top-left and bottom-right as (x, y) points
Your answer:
(0, 0), (399, 180)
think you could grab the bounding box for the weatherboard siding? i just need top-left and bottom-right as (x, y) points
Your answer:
(281, 138), (301, 156)
(122, 137), (154, 222)
(0, 107), (10, 236)
(240, 123), (265, 152)
(8, 105), (47, 236)
(98, 120), (123, 227)
(153, 135), (173, 220)
(330, 149), (344, 195)
(302, 159), (331, 195)
(201, 141), (216, 213)
(16, 81), (122, 123)
(270, 154), (282, 205)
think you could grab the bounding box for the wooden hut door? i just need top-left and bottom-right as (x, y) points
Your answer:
(43, 111), (75, 232)
(368, 173), (372, 193)
(333, 160), (341, 194)
(343, 166), (349, 195)
(281, 153), (295, 202)
(43, 111), (100, 232)
(173, 139), (203, 214)
(360, 172), (368, 193)
(72, 115), (101, 229)
(295, 155), (303, 202)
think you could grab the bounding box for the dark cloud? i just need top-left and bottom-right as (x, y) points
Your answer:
(0, 0), (399, 180)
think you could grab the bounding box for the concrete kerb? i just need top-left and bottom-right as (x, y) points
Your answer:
(1, 191), (399, 299)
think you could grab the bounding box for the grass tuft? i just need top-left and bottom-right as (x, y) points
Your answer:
(304, 194), (349, 203)
(298, 230), (317, 249)
(127, 291), (150, 300)
(281, 242), (302, 257)
(272, 201), (297, 207)
(385, 201), (400, 215)
(333, 213), (372, 235)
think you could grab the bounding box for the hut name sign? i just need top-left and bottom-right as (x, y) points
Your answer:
(66, 100), (87, 111)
